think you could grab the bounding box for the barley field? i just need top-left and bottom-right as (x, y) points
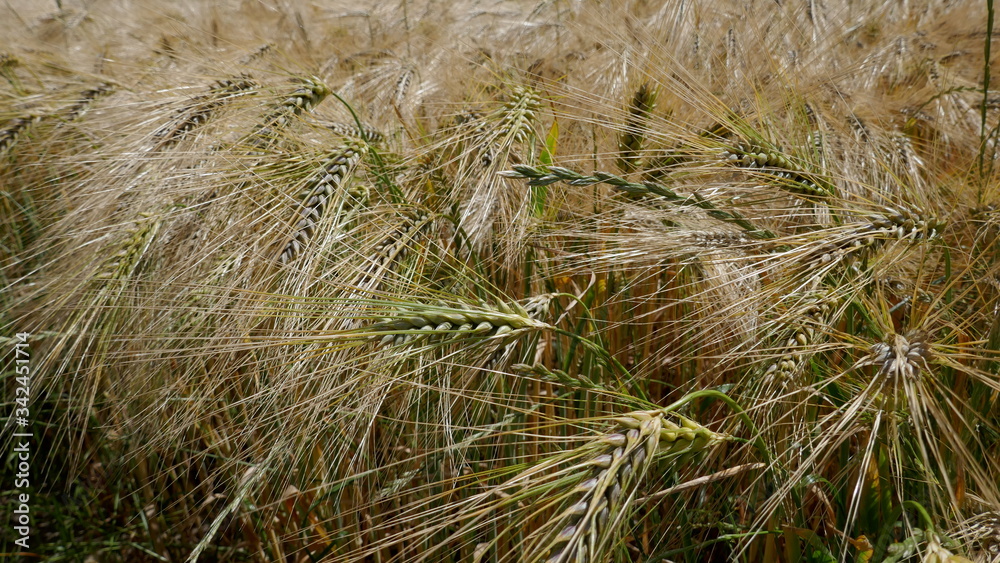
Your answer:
(2, 0), (1000, 561)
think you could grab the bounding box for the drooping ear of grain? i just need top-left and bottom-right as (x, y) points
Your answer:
(61, 83), (115, 121)
(277, 142), (367, 264)
(247, 77), (330, 150)
(153, 76), (256, 149)
(0, 115), (40, 155)
(530, 411), (726, 563)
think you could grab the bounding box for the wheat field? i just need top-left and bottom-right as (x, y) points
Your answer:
(2, 0), (1000, 561)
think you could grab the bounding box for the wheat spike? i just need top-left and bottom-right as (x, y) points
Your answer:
(501, 165), (774, 238)
(350, 211), (434, 294)
(61, 83), (115, 121)
(239, 43), (273, 64)
(763, 294), (838, 388)
(0, 115), (40, 155)
(869, 332), (931, 383)
(371, 301), (552, 348)
(498, 85), (541, 146)
(536, 411), (725, 563)
(153, 75), (256, 149)
(277, 143), (367, 264)
(325, 121), (385, 144)
(0, 52), (23, 93)
(248, 77), (330, 149)
(720, 140), (831, 197)
(392, 66), (414, 107)
(94, 214), (162, 284)
(617, 82), (656, 173)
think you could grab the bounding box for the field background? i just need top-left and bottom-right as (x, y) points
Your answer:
(2, 0), (1000, 561)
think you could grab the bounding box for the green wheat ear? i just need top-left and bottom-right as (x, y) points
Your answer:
(617, 82), (656, 173)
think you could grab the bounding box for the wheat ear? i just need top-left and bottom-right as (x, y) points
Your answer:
(501, 165), (774, 238)
(350, 211), (434, 293)
(617, 82), (656, 173)
(0, 115), (40, 155)
(535, 411), (725, 563)
(807, 206), (946, 267)
(94, 214), (162, 285)
(153, 75), (256, 149)
(370, 301), (552, 348)
(61, 83), (115, 121)
(248, 77), (330, 149)
(763, 293), (838, 389)
(277, 143), (367, 264)
(326, 121), (385, 144)
(720, 140), (832, 197)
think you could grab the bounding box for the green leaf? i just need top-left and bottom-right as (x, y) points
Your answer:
(531, 120), (559, 215)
